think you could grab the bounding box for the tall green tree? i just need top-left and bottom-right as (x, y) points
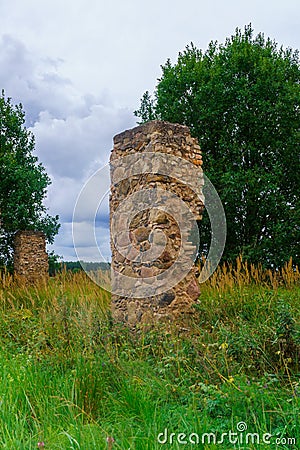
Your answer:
(135, 25), (300, 267)
(0, 91), (60, 267)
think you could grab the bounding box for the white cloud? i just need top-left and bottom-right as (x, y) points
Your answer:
(0, 32), (135, 261)
(50, 221), (111, 262)
(1, 0), (299, 108)
(0, 0), (299, 261)
(0, 34), (79, 124)
(31, 104), (133, 179)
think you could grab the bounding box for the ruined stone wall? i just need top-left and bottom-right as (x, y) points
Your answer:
(14, 230), (49, 282)
(110, 120), (204, 326)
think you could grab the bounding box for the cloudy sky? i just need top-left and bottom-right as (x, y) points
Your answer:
(0, 0), (299, 261)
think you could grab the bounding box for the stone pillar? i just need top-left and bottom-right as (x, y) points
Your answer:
(14, 230), (49, 282)
(110, 120), (204, 326)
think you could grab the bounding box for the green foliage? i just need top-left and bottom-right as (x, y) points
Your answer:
(48, 251), (64, 276)
(68, 260), (111, 272)
(0, 267), (299, 448)
(0, 91), (60, 266)
(49, 260), (111, 275)
(135, 25), (300, 267)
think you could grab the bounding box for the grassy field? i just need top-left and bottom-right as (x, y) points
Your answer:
(0, 259), (299, 449)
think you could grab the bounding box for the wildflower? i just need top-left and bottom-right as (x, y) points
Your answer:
(220, 342), (228, 350)
(37, 443), (45, 448)
(106, 436), (115, 448)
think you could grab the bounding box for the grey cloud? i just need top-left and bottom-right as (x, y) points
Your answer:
(50, 221), (111, 262)
(0, 33), (135, 260)
(45, 171), (110, 226)
(0, 34), (99, 125)
(31, 105), (134, 179)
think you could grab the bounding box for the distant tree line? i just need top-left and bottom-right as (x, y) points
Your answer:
(48, 255), (110, 276)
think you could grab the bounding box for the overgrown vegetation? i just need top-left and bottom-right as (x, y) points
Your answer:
(0, 259), (299, 449)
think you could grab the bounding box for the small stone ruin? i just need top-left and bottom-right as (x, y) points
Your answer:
(14, 230), (48, 282)
(110, 120), (204, 326)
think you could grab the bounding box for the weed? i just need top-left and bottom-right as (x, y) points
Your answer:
(0, 261), (299, 448)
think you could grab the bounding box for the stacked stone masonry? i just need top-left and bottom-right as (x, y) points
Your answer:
(14, 230), (49, 282)
(110, 120), (204, 326)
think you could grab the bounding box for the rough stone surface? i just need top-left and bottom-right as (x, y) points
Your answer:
(110, 120), (204, 326)
(14, 230), (48, 282)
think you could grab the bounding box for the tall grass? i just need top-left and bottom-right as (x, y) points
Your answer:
(0, 260), (299, 449)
